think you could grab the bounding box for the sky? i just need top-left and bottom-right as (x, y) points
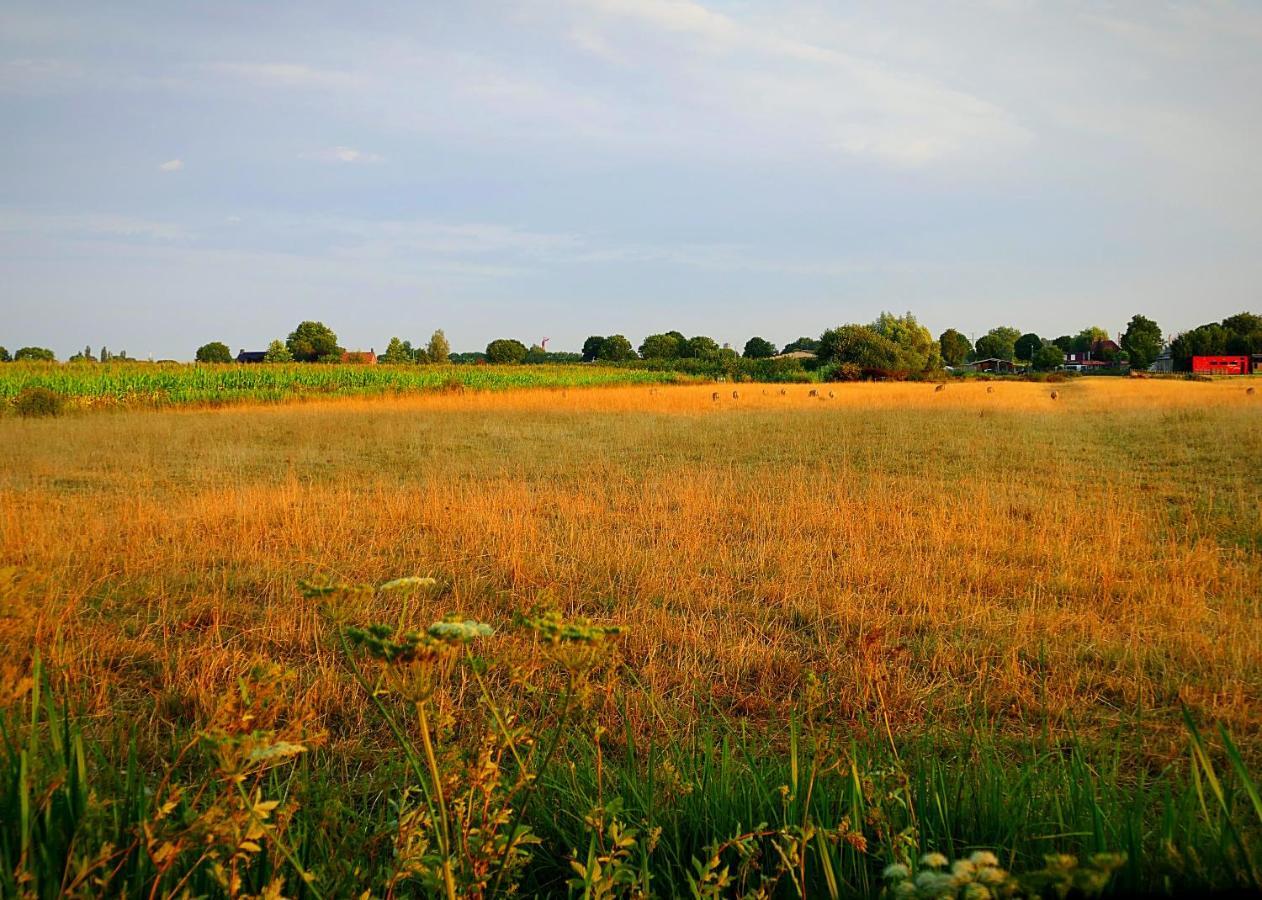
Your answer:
(2, 1), (1260, 360)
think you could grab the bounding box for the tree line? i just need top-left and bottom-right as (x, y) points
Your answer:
(3, 311), (1258, 373)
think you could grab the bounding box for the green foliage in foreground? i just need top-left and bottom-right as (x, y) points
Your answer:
(3, 579), (1260, 897)
(0, 362), (693, 412)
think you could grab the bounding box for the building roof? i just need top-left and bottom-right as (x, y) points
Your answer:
(772, 350), (817, 360)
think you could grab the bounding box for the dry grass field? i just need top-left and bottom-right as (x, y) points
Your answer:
(3, 379), (1259, 744)
(2, 377), (1260, 896)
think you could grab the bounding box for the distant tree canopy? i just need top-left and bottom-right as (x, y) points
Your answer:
(581, 335), (606, 363)
(1014, 333), (1042, 363)
(938, 329), (972, 367)
(869, 312), (941, 373)
(486, 338), (528, 364)
(682, 335), (721, 360)
(781, 337), (820, 354)
(287, 321), (340, 362)
(0, 347), (10, 362)
(974, 326), (1020, 361)
(1071, 327), (1110, 353)
(818, 324), (902, 371)
(597, 334), (636, 362)
(1170, 312), (1262, 365)
(381, 337), (414, 365)
(638, 333), (682, 359)
(426, 329), (451, 364)
(195, 341), (233, 363)
(1052, 335), (1074, 354)
(1121, 314), (1163, 370)
(68, 345), (97, 363)
(263, 339), (293, 363)
(742, 336), (776, 359)
(1032, 344), (1065, 371)
(14, 347), (55, 362)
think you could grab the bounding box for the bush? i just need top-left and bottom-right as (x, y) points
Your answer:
(14, 387), (65, 418)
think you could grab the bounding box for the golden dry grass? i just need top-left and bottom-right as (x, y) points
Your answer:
(1, 378), (1260, 759)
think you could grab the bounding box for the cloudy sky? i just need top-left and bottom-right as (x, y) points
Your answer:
(2, 1), (1260, 359)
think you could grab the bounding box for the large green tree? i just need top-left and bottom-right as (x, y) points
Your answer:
(597, 335), (636, 362)
(426, 330), (451, 363)
(1014, 333), (1042, 363)
(14, 347), (55, 362)
(938, 329), (972, 366)
(286, 321), (340, 362)
(638, 333), (682, 359)
(381, 337), (414, 364)
(1032, 344), (1065, 371)
(581, 336), (606, 362)
(263, 339), (293, 363)
(742, 336), (776, 359)
(974, 326), (1021, 361)
(195, 341), (233, 363)
(1120, 315), (1163, 370)
(682, 335), (721, 359)
(486, 338), (528, 364)
(818, 325), (901, 370)
(0, 347), (10, 362)
(870, 312), (941, 373)
(781, 336), (820, 354)
(1071, 327), (1110, 353)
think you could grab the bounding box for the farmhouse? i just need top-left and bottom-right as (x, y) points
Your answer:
(341, 349), (378, 364)
(236, 349), (267, 363)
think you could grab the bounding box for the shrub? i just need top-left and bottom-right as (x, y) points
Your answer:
(14, 387), (65, 418)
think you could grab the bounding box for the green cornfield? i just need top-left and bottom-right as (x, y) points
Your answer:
(0, 361), (689, 411)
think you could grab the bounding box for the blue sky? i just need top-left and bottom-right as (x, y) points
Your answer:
(3, 1), (1260, 359)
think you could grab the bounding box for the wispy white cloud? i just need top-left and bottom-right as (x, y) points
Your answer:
(300, 146), (382, 164)
(157, 158), (183, 172)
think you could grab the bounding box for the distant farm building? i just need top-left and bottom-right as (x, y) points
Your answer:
(341, 349), (377, 364)
(1064, 338), (1124, 373)
(772, 350), (817, 361)
(236, 349), (267, 364)
(1191, 355), (1249, 375)
(967, 358), (1019, 374)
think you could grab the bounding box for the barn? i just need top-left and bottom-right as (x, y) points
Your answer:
(1191, 355), (1250, 375)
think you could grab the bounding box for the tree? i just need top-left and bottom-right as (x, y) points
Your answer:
(682, 335), (721, 359)
(742, 336), (776, 359)
(818, 325), (901, 370)
(426, 329), (451, 364)
(381, 337), (414, 365)
(263, 339), (293, 363)
(69, 345), (97, 363)
(1032, 344), (1065, 371)
(486, 338), (528, 364)
(1015, 333), (1042, 363)
(196, 341), (233, 363)
(0, 347), (10, 362)
(870, 311), (941, 373)
(1120, 315), (1163, 371)
(100, 346), (110, 363)
(1052, 335), (1074, 354)
(1071, 327), (1109, 353)
(597, 335), (636, 362)
(638, 333), (682, 359)
(938, 329), (972, 366)
(1221, 312), (1262, 355)
(781, 336), (820, 354)
(14, 347), (55, 362)
(286, 321), (340, 362)
(974, 326), (1021, 361)
(581, 336), (606, 363)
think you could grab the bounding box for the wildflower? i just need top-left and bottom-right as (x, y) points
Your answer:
(976, 866), (1008, 886)
(882, 863), (910, 881)
(968, 851), (999, 868)
(962, 883), (992, 900)
(914, 869), (955, 896)
(920, 852), (949, 869)
(952, 858), (977, 880)
(893, 882), (918, 899)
